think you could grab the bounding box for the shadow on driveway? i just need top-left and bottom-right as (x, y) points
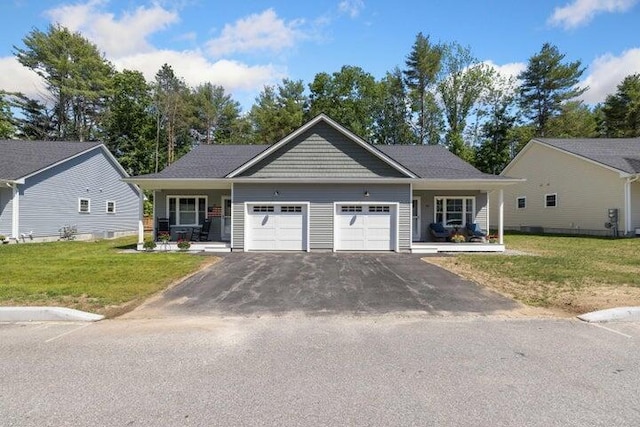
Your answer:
(133, 253), (520, 317)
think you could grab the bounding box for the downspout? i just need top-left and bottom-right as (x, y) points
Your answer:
(625, 175), (639, 235)
(11, 183), (19, 240)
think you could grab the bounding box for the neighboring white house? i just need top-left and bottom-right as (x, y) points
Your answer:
(490, 137), (640, 236)
(0, 140), (141, 242)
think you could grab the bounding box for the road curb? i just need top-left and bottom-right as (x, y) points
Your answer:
(577, 306), (640, 323)
(0, 307), (104, 322)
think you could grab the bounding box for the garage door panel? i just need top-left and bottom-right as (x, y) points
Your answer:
(336, 204), (395, 251)
(247, 205), (306, 251)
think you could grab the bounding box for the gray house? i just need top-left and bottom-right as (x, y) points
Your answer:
(127, 115), (520, 253)
(0, 140), (141, 242)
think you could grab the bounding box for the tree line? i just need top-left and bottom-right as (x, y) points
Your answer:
(1, 25), (639, 176)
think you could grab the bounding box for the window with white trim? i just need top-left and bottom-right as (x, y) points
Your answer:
(106, 200), (116, 214)
(79, 198), (90, 213)
(168, 196), (207, 226)
(280, 206), (302, 213)
(517, 197), (526, 209)
(341, 205), (363, 213)
(545, 193), (557, 208)
(434, 197), (475, 226)
(253, 205), (275, 212)
(368, 205), (390, 213)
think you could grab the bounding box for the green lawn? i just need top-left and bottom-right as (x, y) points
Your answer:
(429, 234), (640, 313)
(0, 236), (213, 316)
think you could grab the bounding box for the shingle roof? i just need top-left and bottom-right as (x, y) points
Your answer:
(537, 138), (640, 174)
(378, 145), (506, 180)
(0, 140), (102, 181)
(135, 144), (269, 179)
(134, 142), (504, 180)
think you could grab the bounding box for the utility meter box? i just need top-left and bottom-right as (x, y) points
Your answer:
(608, 208), (618, 221)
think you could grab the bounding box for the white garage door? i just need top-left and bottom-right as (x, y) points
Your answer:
(246, 204), (307, 251)
(335, 204), (395, 251)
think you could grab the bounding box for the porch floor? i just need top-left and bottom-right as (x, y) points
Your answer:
(140, 241), (231, 253)
(411, 242), (505, 254)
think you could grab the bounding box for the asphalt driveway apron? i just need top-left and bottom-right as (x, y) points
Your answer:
(134, 253), (519, 316)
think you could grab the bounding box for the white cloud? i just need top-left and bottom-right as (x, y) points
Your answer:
(45, 0), (179, 57)
(207, 9), (305, 57)
(483, 60), (527, 81)
(338, 0), (365, 18)
(548, 0), (638, 29)
(580, 48), (640, 103)
(0, 56), (47, 100)
(115, 50), (285, 93)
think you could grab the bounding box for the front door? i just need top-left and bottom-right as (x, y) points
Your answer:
(412, 197), (421, 241)
(221, 197), (231, 241)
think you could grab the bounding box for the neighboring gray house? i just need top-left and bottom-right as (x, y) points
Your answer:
(0, 140), (141, 242)
(490, 137), (640, 236)
(126, 115), (520, 253)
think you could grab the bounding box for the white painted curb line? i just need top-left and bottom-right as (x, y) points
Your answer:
(577, 306), (640, 323)
(0, 307), (104, 322)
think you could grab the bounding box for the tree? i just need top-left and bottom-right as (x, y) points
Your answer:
(7, 93), (55, 140)
(102, 70), (156, 175)
(153, 64), (191, 169)
(437, 42), (495, 160)
(0, 93), (14, 138)
(518, 43), (587, 136)
(374, 68), (416, 144)
(14, 24), (114, 141)
(308, 66), (380, 138)
(191, 83), (242, 144)
(599, 74), (640, 137)
(250, 79), (307, 144)
(474, 76), (518, 174)
(404, 33), (443, 144)
(545, 101), (597, 138)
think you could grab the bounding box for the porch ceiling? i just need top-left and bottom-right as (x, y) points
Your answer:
(123, 178), (232, 190)
(411, 178), (523, 191)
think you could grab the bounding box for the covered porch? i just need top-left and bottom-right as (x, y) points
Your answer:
(132, 179), (233, 252)
(410, 181), (506, 253)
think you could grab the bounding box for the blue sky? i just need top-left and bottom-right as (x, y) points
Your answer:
(2, 0), (640, 111)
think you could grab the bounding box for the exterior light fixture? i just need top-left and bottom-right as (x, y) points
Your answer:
(273, 190), (279, 196)
(364, 190), (370, 197)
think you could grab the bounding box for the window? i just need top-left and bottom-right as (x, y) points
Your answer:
(280, 206), (302, 213)
(167, 196), (207, 226)
(253, 205), (275, 212)
(341, 205), (363, 213)
(368, 205), (390, 213)
(79, 198), (90, 213)
(434, 197), (475, 226)
(106, 201), (116, 214)
(545, 193), (557, 208)
(517, 197), (526, 209)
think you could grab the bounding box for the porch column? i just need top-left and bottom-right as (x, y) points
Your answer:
(11, 183), (19, 240)
(498, 188), (504, 245)
(137, 190), (144, 245)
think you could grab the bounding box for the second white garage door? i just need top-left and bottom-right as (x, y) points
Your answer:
(335, 204), (396, 251)
(246, 204), (308, 251)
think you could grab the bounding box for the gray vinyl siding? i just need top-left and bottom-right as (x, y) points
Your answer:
(412, 190), (488, 242)
(240, 122), (406, 178)
(16, 148), (139, 238)
(155, 189), (231, 241)
(233, 183), (412, 251)
(0, 186), (12, 236)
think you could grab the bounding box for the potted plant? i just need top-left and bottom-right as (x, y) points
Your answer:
(143, 239), (157, 251)
(158, 231), (171, 244)
(450, 233), (466, 243)
(177, 239), (191, 251)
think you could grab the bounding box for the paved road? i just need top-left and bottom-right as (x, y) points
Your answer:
(1, 317), (639, 426)
(131, 253), (520, 317)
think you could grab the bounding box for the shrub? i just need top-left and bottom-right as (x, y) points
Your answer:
(143, 240), (157, 251)
(177, 239), (191, 251)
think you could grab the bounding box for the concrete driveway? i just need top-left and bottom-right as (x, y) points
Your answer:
(132, 253), (520, 317)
